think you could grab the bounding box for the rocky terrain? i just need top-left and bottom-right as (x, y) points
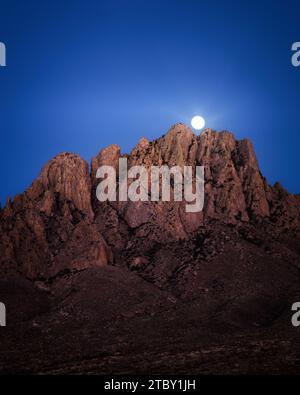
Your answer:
(1, 124), (300, 374)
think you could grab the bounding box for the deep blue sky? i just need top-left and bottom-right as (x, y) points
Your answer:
(0, 0), (299, 205)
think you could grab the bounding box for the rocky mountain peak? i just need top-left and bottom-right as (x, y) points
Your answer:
(29, 152), (93, 217)
(91, 144), (121, 178)
(1, 127), (300, 376)
(1, 125), (300, 281)
(137, 137), (150, 149)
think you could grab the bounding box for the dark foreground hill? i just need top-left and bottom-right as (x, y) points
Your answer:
(1, 124), (300, 374)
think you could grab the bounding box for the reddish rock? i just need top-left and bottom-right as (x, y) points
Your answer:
(0, 152), (112, 280)
(1, 124), (300, 375)
(1, 124), (300, 281)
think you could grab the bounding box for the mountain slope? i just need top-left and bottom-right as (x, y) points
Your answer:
(1, 124), (300, 374)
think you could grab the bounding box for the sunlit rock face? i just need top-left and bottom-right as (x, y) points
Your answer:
(91, 124), (300, 265)
(0, 124), (299, 280)
(0, 152), (112, 280)
(1, 124), (300, 375)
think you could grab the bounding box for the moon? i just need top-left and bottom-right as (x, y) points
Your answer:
(191, 115), (205, 130)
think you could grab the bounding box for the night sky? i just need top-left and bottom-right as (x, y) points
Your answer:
(0, 0), (299, 205)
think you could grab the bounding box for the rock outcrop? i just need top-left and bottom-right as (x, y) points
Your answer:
(0, 153), (112, 280)
(0, 124), (299, 280)
(91, 124), (300, 268)
(1, 124), (300, 375)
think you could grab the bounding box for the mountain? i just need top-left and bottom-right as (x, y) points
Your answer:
(1, 124), (300, 374)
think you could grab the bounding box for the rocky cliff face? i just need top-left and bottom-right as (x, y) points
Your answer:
(0, 152), (112, 280)
(1, 124), (300, 375)
(91, 124), (300, 269)
(0, 124), (299, 281)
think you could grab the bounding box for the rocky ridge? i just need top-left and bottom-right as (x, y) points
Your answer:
(1, 123), (299, 281)
(1, 124), (300, 375)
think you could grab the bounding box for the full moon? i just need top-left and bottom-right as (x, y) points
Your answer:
(191, 115), (205, 130)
